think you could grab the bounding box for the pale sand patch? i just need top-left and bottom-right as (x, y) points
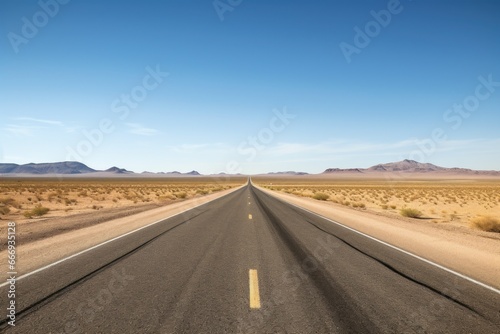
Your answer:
(0, 185), (244, 281)
(256, 185), (500, 289)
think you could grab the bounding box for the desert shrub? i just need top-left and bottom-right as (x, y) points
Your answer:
(196, 189), (209, 195)
(32, 204), (50, 216)
(0, 206), (10, 215)
(313, 193), (329, 201)
(400, 208), (423, 218)
(0, 197), (17, 215)
(0, 197), (16, 206)
(64, 198), (77, 206)
(164, 194), (177, 200)
(470, 216), (500, 233)
(24, 204), (50, 218)
(175, 192), (187, 199)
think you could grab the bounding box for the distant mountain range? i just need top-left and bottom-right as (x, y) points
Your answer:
(141, 170), (201, 176)
(267, 171), (309, 176)
(0, 160), (498, 176)
(0, 162), (98, 175)
(323, 159), (500, 176)
(0, 162), (200, 176)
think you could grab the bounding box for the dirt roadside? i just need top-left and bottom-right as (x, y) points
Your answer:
(0, 185), (244, 281)
(256, 185), (500, 289)
(1, 203), (162, 245)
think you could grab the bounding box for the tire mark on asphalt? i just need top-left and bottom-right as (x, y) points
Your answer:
(252, 187), (375, 333)
(0, 209), (209, 329)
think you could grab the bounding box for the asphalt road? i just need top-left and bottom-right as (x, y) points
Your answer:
(1, 183), (499, 333)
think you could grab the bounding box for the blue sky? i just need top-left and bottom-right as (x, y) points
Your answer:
(1, 0), (499, 174)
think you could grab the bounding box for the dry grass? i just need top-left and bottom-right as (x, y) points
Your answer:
(0, 177), (245, 221)
(313, 192), (329, 201)
(24, 204), (50, 218)
(255, 177), (500, 230)
(470, 216), (500, 233)
(400, 208), (423, 219)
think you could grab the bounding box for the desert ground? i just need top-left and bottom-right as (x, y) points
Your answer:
(253, 175), (500, 234)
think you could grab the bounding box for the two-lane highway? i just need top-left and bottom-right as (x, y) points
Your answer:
(1, 182), (499, 333)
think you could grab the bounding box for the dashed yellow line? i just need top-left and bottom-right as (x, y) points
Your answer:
(248, 214), (253, 220)
(249, 269), (261, 309)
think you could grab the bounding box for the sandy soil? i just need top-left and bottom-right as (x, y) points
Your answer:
(255, 184), (500, 289)
(0, 185), (244, 282)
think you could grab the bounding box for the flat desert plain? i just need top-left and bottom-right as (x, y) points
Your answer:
(253, 175), (500, 234)
(0, 177), (245, 244)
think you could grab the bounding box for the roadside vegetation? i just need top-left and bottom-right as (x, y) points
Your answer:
(24, 204), (50, 218)
(470, 216), (500, 233)
(256, 178), (500, 232)
(400, 208), (423, 219)
(0, 177), (244, 221)
(313, 192), (329, 201)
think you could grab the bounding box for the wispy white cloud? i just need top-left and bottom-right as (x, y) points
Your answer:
(126, 123), (159, 136)
(263, 138), (500, 156)
(13, 117), (64, 126)
(264, 140), (412, 156)
(3, 124), (42, 137)
(7, 116), (78, 135)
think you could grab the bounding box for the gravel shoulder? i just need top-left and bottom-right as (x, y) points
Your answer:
(256, 185), (500, 289)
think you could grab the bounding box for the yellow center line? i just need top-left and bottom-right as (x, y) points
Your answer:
(249, 269), (261, 309)
(248, 214), (252, 220)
